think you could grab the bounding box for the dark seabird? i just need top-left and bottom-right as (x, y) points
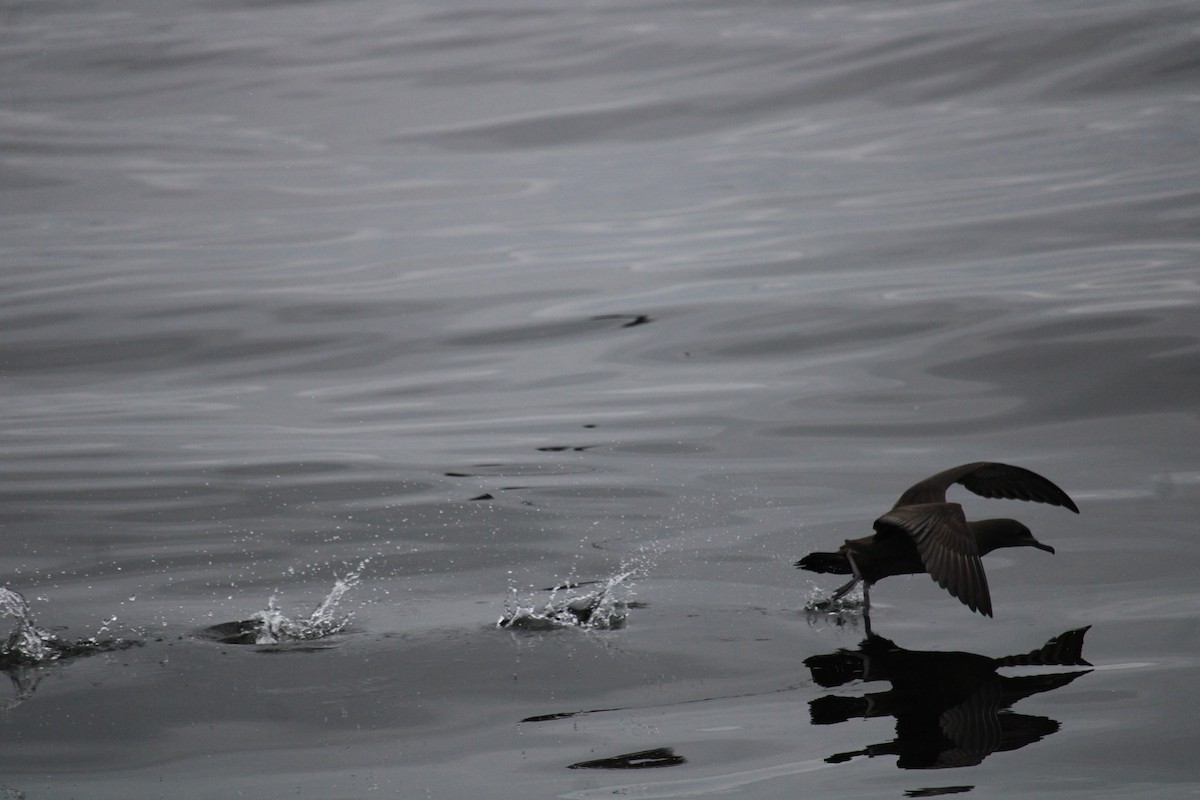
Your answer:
(797, 462), (1079, 618)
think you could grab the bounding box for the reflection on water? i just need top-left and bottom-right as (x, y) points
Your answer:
(568, 747), (687, 770)
(805, 627), (1093, 771)
(523, 626), (1092, 787)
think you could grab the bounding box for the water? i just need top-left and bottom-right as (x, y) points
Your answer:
(2, 0), (1199, 796)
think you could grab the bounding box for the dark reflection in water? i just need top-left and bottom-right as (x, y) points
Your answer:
(805, 628), (1092, 770)
(568, 747), (686, 770)
(521, 627), (1091, 779)
(589, 313), (652, 329)
(904, 787), (973, 798)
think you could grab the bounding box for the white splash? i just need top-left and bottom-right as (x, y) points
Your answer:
(249, 561), (366, 645)
(499, 551), (654, 631)
(0, 588), (53, 664)
(801, 584), (865, 630)
(1, 587), (137, 669)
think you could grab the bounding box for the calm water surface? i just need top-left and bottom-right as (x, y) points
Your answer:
(2, 0), (1199, 796)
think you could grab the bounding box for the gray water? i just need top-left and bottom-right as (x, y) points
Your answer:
(2, 0), (1199, 796)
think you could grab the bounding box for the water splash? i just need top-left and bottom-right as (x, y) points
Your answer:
(202, 561), (366, 645)
(0, 589), (51, 666)
(498, 553), (652, 631)
(802, 585), (865, 630)
(0, 587), (138, 670)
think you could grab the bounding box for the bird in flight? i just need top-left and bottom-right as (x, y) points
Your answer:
(797, 462), (1078, 623)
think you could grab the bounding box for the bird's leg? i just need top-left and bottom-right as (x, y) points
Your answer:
(831, 576), (860, 601)
(835, 551), (864, 606)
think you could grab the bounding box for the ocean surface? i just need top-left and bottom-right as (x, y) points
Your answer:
(2, 0), (1199, 796)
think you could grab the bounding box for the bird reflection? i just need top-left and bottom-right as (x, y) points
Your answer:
(804, 627), (1092, 770)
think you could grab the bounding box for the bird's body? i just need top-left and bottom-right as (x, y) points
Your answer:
(797, 462), (1077, 618)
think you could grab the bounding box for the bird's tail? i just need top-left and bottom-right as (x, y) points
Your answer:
(795, 551), (852, 575)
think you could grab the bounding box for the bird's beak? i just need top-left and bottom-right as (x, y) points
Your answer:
(1031, 540), (1055, 554)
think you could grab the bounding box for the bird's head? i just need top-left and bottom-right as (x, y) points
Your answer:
(972, 518), (1055, 556)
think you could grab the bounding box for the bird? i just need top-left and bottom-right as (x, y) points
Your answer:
(796, 462), (1078, 620)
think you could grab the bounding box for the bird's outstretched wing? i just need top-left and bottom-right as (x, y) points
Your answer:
(875, 503), (993, 617)
(893, 462), (1079, 513)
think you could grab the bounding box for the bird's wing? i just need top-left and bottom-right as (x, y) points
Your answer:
(892, 462), (990, 507)
(875, 503), (993, 617)
(893, 462), (1079, 513)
